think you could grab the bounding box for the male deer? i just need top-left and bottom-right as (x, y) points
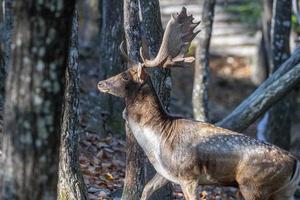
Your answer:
(97, 7), (300, 200)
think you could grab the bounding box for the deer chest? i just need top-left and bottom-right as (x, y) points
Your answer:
(127, 118), (180, 184)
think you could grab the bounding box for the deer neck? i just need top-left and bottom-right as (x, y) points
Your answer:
(124, 80), (168, 129)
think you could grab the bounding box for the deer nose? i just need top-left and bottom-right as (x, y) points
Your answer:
(97, 81), (109, 92)
(97, 81), (105, 90)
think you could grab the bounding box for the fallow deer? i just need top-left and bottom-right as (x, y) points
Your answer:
(97, 7), (300, 200)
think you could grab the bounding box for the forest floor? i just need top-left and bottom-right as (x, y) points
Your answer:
(78, 56), (256, 200)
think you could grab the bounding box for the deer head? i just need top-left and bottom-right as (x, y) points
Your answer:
(97, 7), (200, 98)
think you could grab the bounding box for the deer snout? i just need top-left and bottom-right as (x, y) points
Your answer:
(97, 81), (110, 93)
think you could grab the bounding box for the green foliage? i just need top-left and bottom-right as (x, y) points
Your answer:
(187, 43), (196, 57)
(226, 0), (261, 27)
(292, 14), (300, 33)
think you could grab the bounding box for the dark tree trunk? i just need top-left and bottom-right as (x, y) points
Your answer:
(139, 1), (172, 199)
(217, 46), (300, 132)
(122, 1), (145, 199)
(98, 0), (125, 135)
(58, 11), (88, 200)
(3, 0), (13, 72)
(264, 0), (293, 150)
(98, 0), (102, 41)
(0, 0), (13, 136)
(0, 48), (4, 134)
(192, 0), (215, 122)
(140, 0), (171, 107)
(0, 1), (75, 199)
(122, 1), (174, 199)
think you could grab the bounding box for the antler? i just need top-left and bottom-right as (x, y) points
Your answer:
(119, 41), (135, 65)
(140, 7), (200, 68)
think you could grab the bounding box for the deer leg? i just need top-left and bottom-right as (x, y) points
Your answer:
(181, 181), (199, 200)
(140, 173), (169, 200)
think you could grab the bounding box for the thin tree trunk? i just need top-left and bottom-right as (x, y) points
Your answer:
(139, 0), (172, 199)
(255, 0), (273, 139)
(98, 0), (125, 135)
(0, 48), (4, 134)
(192, 0), (215, 122)
(3, 0), (13, 71)
(98, 0), (102, 42)
(0, 0), (13, 136)
(122, 1), (145, 199)
(217, 46), (300, 132)
(58, 10), (88, 200)
(0, 1), (75, 199)
(261, 0), (273, 67)
(264, 0), (293, 150)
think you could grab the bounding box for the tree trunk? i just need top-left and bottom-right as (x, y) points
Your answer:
(58, 10), (88, 200)
(3, 0), (13, 72)
(192, 0), (215, 122)
(0, 0), (13, 137)
(254, 1), (272, 139)
(98, 0), (125, 135)
(139, 0), (172, 199)
(251, 0), (272, 86)
(122, 1), (145, 199)
(140, 0), (171, 107)
(261, 0), (273, 67)
(217, 46), (300, 132)
(0, 48), (4, 134)
(264, 0), (293, 150)
(0, 1), (75, 199)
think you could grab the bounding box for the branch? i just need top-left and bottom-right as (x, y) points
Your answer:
(217, 46), (300, 131)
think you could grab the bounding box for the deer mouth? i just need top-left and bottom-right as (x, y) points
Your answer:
(98, 88), (110, 93)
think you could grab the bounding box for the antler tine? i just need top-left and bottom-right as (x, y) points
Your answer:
(141, 7), (200, 68)
(119, 41), (135, 65)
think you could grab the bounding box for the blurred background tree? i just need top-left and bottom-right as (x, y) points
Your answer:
(0, 1), (76, 199)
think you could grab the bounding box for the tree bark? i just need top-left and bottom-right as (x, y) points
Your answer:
(217, 46), (300, 132)
(263, 0), (293, 150)
(98, 0), (125, 135)
(140, 0), (171, 107)
(122, 1), (145, 199)
(192, 0), (215, 122)
(261, 0), (273, 67)
(0, 1), (75, 199)
(0, 48), (4, 134)
(251, 0), (272, 85)
(58, 10), (88, 200)
(3, 0), (13, 72)
(0, 0), (13, 136)
(139, 0), (172, 199)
